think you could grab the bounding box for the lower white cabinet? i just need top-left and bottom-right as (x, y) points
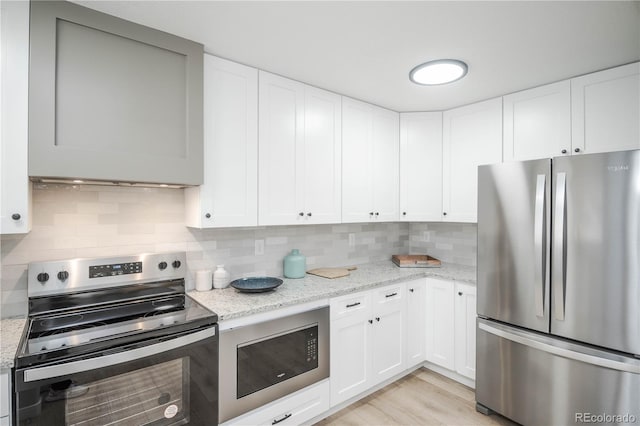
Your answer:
(425, 278), (477, 380)
(330, 283), (405, 406)
(454, 283), (477, 380)
(1, 370), (10, 426)
(404, 279), (426, 367)
(425, 278), (456, 370)
(222, 380), (330, 426)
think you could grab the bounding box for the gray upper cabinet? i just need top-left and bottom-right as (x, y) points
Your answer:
(28, 1), (204, 185)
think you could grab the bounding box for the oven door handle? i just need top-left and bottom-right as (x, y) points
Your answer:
(24, 327), (216, 382)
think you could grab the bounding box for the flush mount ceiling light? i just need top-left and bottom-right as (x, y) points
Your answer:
(409, 59), (468, 86)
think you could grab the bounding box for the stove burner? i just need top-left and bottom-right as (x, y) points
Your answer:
(32, 321), (108, 339)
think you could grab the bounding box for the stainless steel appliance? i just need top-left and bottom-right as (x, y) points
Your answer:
(14, 252), (218, 426)
(219, 307), (329, 423)
(476, 150), (640, 425)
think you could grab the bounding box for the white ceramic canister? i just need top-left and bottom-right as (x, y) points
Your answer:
(195, 270), (212, 291)
(213, 265), (230, 289)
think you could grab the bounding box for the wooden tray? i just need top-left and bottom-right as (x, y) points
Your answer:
(391, 254), (441, 268)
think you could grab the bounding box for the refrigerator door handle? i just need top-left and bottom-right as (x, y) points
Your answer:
(534, 174), (546, 318)
(478, 321), (640, 374)
(553, 172), (567, 321)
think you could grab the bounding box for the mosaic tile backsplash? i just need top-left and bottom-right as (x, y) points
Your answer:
(0, 184), (477, 318)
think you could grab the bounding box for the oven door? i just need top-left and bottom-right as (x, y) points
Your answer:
(14, 326), (218, 426)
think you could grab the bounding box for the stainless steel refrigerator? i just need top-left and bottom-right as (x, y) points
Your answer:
(476, 150), (640, 426)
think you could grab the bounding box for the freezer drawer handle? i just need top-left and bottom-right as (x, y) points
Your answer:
(479, 322), (640, 374)
(553, 172), (567, 321)
(534, 174), (547, 318)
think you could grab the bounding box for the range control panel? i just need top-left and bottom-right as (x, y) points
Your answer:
(27, 252), (186, 297)
(89, 262), (142, 278)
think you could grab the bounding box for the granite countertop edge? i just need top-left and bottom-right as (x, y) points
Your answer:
(1, 318), (27, 369)
(0, 261), (475, 368)
(189, 260), (476, 322)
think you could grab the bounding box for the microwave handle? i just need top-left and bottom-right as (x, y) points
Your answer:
(24, 327), (216, 382)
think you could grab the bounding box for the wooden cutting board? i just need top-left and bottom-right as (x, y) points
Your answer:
(307, 266), (357, 279)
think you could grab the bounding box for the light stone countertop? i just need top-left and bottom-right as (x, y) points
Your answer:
(0, 261), (475, 368)
(189, 260), (476, 322)
(1, 318), (26, 369)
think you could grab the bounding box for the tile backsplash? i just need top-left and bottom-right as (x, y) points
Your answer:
(0, 184), (477, 318)
(409, 222), (477, 266)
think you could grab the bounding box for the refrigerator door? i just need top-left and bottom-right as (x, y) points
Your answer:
(551, 150), (640, 355)
(476, 318), (640, 426)
(478, 159), (551, 333)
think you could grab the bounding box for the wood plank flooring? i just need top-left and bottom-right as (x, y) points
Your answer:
(315, 368), (516, 426)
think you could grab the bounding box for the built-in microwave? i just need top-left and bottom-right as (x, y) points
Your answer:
(219, 307), (329, 423)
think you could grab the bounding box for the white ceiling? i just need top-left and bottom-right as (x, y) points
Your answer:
(74, 1), (640, 112)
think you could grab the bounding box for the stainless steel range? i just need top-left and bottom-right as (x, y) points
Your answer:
(14, 252), (218, 426)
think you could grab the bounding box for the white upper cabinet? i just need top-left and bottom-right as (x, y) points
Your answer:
(342, 97), (399, 223)
(503, 81), (571, 161)
(301, 86), (343, 224)
(185, 55), (258, 228)
(1, 0), (31, 234)
(571, 62), (640, 155)
(442, 98), (502, 222)
(399, 112), (443, 222)
(258, 71), (341, 225)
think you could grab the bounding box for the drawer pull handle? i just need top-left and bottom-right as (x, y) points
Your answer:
(273, 413), (292, 425)
(375, 317), (380, 322)
(346, 302), (361, 308)
(385, 292), (398, 298)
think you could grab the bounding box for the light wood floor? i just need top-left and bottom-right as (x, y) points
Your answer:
(315, 368), (517, 426)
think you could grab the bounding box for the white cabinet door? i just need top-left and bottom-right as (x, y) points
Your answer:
(259, 72), (342, 226)
(571, 62), (640, 155)
(371, 107), (400, 222)
(425, 278), (455, 370)
(442, 97), (502, 222)
(342, 97), (374, 223)
(503, 81), (571, 161)
(185, 55), (258, 228)
(258, 71), (305, 225)
(301, 86), (342, 224)
(342, 97), (399, 223)
(1, 0), (31, 234)
(330, 292), (372, 406)
(399, 112), (443, 222)
(0, 370), (10, 425)
(370, 284), (405, 384)
(404, 279), (426, 367)
(454, 283), (477, 380)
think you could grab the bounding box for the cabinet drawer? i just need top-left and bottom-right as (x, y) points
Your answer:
(330, 291), (370, 320)
(225, 380), (329, 426)
(372, 283), (404, 305)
